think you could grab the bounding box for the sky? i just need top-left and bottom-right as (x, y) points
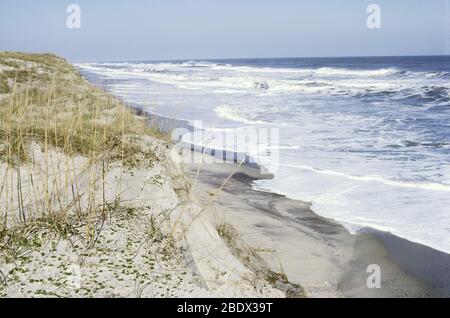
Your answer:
(0, 0), (449, 62)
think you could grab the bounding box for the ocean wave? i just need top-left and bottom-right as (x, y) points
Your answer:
(177, 60), (230, 68)
(253, 164), (450, 254)
(424, 71), (450, 79)
(281, 163), (450, 192)
(78, 62), (449, 100)
(215, 104), (269, 125)
(315, 67), (400, 77)
(400, 140), (450, 149)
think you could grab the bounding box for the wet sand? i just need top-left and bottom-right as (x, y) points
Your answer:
(183, 151), (449, 298)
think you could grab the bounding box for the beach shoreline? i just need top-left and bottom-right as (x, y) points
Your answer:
(79, 67), (450, 298)
(180, 149), (450, 297)
(77, 56), (450, 257)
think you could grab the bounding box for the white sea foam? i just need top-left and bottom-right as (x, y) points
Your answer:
(77, 59), (450, 254)
(253, 166), (450, 254)
(215, 104), (269, 125)
(315, 67), (400, 77)
(281, 163), (450, 192)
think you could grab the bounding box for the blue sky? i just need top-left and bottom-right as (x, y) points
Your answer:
(0, 0), (448, 61)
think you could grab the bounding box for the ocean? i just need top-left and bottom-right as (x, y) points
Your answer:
(77, 56), (450, 254)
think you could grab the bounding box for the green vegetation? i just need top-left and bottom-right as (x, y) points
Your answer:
(0, 51), (167, 257)
(0, 52), (185, 298)
(0, 52), (164, 166)
(0, 52), (66, 95)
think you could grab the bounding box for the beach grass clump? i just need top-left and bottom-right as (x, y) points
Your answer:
(0, 80), (9, 94)
(0, 79), (157, 166)
(0, 51), (162, 165)
(0, 52), (166, 257)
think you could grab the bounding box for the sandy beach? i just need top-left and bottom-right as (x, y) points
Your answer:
(180, 149), (450, 298)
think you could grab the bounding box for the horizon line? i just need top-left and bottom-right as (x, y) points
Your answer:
(68, 53), (450, 63)
(1, 50), (448, 63)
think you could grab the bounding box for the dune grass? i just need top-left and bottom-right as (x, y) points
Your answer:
(0, 52), (166, 262)
(0, 53), (161, 165)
